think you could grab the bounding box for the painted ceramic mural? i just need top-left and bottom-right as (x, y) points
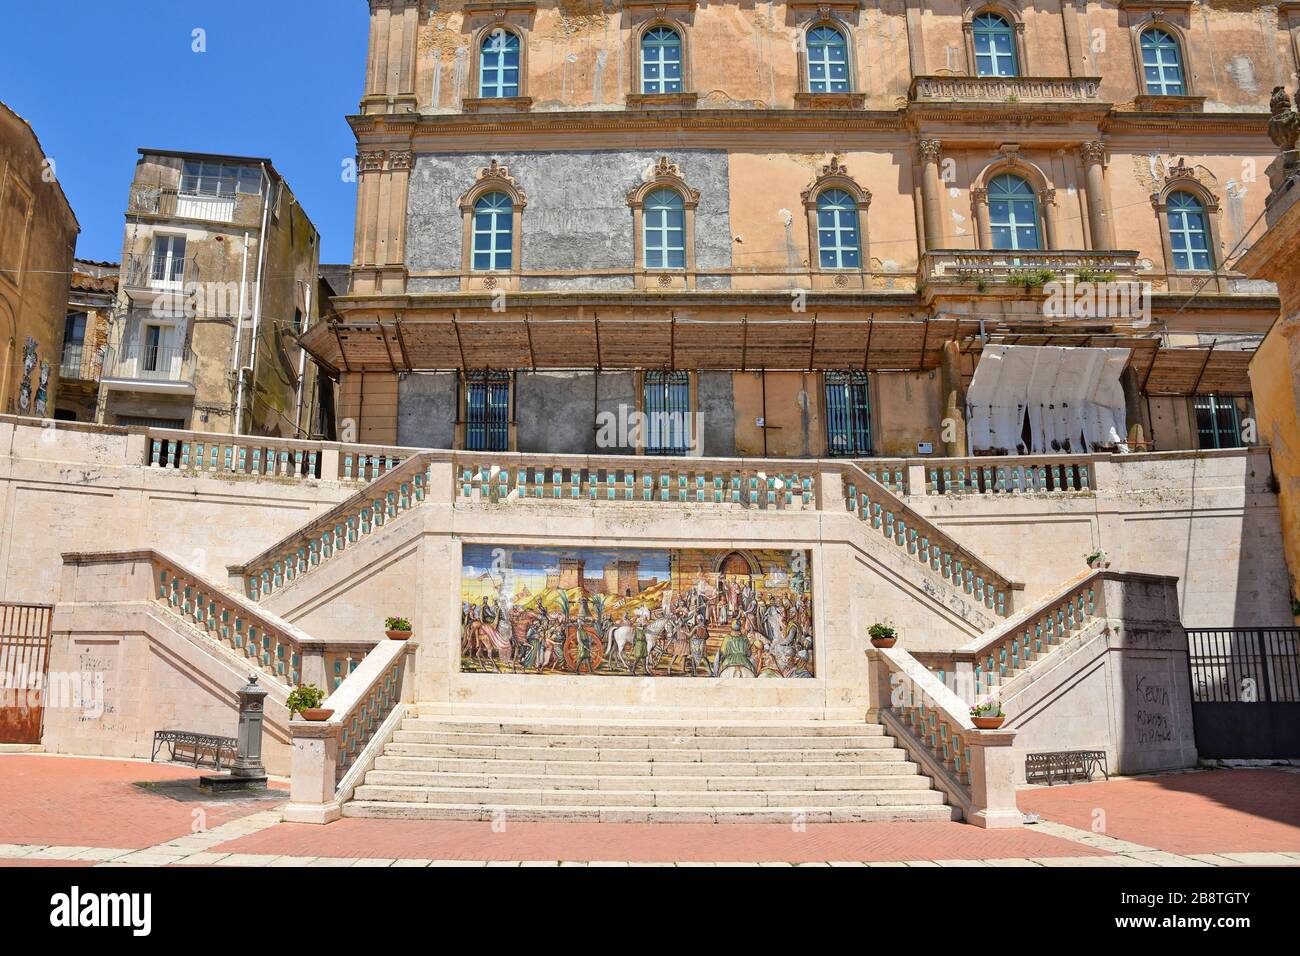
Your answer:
(461, 545), (813, 678)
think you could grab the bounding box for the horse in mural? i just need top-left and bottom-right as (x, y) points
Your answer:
(464, 610), (516, 672)
(603, 616), (676, 673)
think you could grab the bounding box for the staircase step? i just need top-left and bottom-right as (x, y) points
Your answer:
(379, 744), (909, 764)
(352, 784), (948, 808)
(372, 755), (918, 777)
(398, 718), (885, 738)
(390, 730), (895, 750)
(341, 801), (958, 824)
(361, 769), (934, 792)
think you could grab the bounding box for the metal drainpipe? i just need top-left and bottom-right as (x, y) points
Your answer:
(294, 279), (311, 436)
(234, 163), (273, 435)
(231, 230), (251, 377)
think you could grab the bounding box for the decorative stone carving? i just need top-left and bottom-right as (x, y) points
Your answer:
(357, 151), (387, 173)
(918, 140), (943, 163)
(800, 156), (872, 207)
(388, 150), (414, 172)
(459, 158), (528, 209)
(1268, 85), (1300, 171)
(1079, 141), (1107, 166)
(627, 156), (701, 206)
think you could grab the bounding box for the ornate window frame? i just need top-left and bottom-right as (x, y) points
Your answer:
(1126, 6), (1204, 111)
(463, 21), (533, 113)
(970, 154), (1058, 250)
(963, 3), (1029, 78)
(1150, 162), (1226, 293)
(626, 13), (698, 109)
(458, 160), (527, 292)
(455, 368), (516, 452)
(793, 13), (865, 109)
(801, 157), (872, 290)
(627, 156), (700, 290)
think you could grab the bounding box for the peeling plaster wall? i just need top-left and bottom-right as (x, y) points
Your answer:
(407, 150), (732, 292)
(397, 371), (457, 448)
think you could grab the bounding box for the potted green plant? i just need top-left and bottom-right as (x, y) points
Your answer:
(1085, 548), (1109, 570)
(287, 684), (332, 722)
(970, 697), (1005, 730)
(385, 616), (413, 641)
(868, 622), (898, 648)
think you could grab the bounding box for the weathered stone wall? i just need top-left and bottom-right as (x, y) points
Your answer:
(397, 371), (457, 448)
(407, 150), (732, 291)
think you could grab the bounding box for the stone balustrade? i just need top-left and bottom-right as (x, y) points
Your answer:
(456, 453), (818, 510)
(141, 426), (407, 484)
(915, 570), (1104, 703)
(866, 645), (1021, 828)
(148, 551), (366, 689)
(843, 463), (1014, 616)
(924, 455), (1095, 495)
(922, 249), (1141, 283)
(283, 637), (415, 825)
(909, 74), (1102, 104)
(231, 455), (438, 601)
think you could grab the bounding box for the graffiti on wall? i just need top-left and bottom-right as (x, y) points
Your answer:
(461, 545), (814, 678)
(17, 337), (37, 413)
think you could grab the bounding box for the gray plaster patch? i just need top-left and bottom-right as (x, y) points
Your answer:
(407, 150), (732, 290)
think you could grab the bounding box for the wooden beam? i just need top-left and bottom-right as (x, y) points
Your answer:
(593, 313), (603, 370)
(917, 313), (930, 367)
(741, 314), (748, 371)
(808, 312), (818, 372)
(862, 314), (874, 371)
(393, 315), (413, 371)
(524, 312), (537, 369)
(379, 320), (398, 372)
(330, 320), (351, 373)
(451, 311), (468, 370)
(1190, 340), (1217, 395)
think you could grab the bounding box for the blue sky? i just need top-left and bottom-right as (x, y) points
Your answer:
(0, 1), (368, 264)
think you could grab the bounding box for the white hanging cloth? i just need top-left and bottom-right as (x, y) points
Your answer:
(966, 345), (1131, 454)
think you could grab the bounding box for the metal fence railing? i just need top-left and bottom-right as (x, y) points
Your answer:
(1187, 628), (1300, 704)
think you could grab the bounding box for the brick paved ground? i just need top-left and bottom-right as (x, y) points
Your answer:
(1018, 769), (1300, 856)
(1, 756), (1296, 866)
(0, 755), (287, 849)
(210, 818), (1105, 863)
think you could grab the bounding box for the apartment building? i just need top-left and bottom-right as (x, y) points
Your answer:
(102, 149), (332, 438)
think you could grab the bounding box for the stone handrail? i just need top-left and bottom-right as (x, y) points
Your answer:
(866, 645), (1021, 828)
(913, 569), (1105, 704)
(142, 426), (408, 484)
(283, 637), (415, 825)
(231, 454), (439, 601)
(923, 455), (1096, 495)
(59, 549), (369, 691)
(842, 463), (1016, 616)
(455, 452), (818, 510)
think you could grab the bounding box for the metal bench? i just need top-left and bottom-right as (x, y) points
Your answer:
(1025, 750), (1109, 786)
(151, 730), (238, 771)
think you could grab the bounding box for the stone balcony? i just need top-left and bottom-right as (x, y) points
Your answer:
(921, 249), (1142, 285)
(909, 75), (1102, 106)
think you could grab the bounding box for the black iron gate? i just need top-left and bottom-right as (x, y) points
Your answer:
(1186, 628), (1300, 759)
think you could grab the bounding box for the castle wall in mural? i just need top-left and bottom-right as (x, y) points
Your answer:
(461, 545), (814, 678)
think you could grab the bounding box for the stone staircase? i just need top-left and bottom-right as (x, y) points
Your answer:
(343, 715), (956, 823)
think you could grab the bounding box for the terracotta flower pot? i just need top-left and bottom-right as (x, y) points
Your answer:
(299, 708), (334, 722)
(870, 637), (897, 648)
(972, 715), (1005, 730)
(386, 629), (413, 641)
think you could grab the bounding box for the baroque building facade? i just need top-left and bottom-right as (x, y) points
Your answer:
(304, 0), (1288, 461)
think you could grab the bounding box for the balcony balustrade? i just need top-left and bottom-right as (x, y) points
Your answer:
(101, 344), (197, 390)
(922, 249), (1141, 285)
(909, 75), (1102, 105)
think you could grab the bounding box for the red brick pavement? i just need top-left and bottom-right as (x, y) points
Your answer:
(1020, 769), (1300, 855)
(0, 755), (285, 849)
(213, 818), (1106, 862)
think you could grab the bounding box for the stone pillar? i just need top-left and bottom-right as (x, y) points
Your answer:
(863, 648), (894, 721)
(818, 468), (844, 512)
(971, 187), (991, 249)
(904, 0), (927, 76)
(299, 645), (328, 691)
(361, 0), (420, 115)
(918, 140), (944, 251)
(283, 723), (342, 824)
(1120, 365), (1146, 447)
(964, 730), (1023, 828)
(1080, 142), (1114, 251)
(230, 674), (268, 781)
(940, 340), (968, 457)
(1040, 188), (1060, 250)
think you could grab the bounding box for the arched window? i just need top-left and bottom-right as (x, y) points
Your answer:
(806, 25), (850, 93)
(1166, 191), (1211, 271)
(478, 29), (521, 98)
(987, 173), (1040, 250)
(640, 26), (683, 94)
(471, 192), (514, 271)
(643, 188), (686, 269)
(815, 189), (861, 269)
(1140, 28), (1185, 96)
(973, 13), (1018, 77)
